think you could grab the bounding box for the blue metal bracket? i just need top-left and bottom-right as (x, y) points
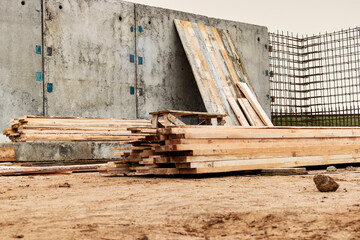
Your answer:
(47, 83), (53, 93)
(130, 55), (135, 63)
(130, 26), (134, 32)
(130, 86), (135, 95)
(138, 57), (143, 65)
(35, 45), (41, 54)
(36, 72), (42, 82)
(138, 26), (143, 32)
(265, 70), (269, 76)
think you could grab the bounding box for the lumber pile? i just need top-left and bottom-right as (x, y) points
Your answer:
(174, 19), (273, 126)
(108, 126), (360, 175)
(3, 116), (155, 142)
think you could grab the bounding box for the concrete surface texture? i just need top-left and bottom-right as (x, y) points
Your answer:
(0, 0), (270, 142)
(0, 0), (43, 142)
(0, 141), (126, 163)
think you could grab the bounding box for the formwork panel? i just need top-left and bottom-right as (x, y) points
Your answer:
(208, 18), (271, 117)
(43, 0), (137, 118)
(0, 0), (43, 142)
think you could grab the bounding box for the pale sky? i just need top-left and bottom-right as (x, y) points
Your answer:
(127, 0), (360, 35)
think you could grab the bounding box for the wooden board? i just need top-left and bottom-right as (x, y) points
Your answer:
(174, 19), (260, 126)
(238, 98), (264, 126)
(237, 82), (273, 126)
(0, 147), (16, 162)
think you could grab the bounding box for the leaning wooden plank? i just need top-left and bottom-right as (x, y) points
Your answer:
(227, 97), (249, 126)
(237, 98), (264, 126)
(0, 164), (106, 176)
(174, 19), (237, 125)
(166, 113), (186, 126)
(237, 82), (273, 126)
(0, 147), (16, 162)
(178, 155), (360, 174)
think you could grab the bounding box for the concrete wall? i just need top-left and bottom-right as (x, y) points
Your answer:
(0, 0), (270, 142)
(135, 4), (208, 118)
(0, 0), (43, 142)
(43, 0), (137, 118)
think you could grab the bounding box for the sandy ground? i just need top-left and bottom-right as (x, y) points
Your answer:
(1, 168), (360, 240)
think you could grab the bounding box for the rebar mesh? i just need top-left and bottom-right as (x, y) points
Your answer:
(269, 27), (360, 126)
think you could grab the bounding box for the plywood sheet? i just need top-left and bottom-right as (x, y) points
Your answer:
(174, 19), (270, 126)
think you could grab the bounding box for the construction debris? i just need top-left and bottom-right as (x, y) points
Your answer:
(3, 116), (155, 142)
(313, 174), (339, 192)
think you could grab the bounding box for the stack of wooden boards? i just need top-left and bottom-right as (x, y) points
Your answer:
(106, 126), (360, 175)
(3, 116), (154, 142)
(174, 19), (273, 127)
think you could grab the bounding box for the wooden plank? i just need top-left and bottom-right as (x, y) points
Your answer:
(160, 127), (360, 139)
(174, 19), (231, 124)
(237, 82), (273, 126)
(178, 155), (360, 174)
(0, 147), (16, 162)
(227, 97), (249, 126)
(166, 113), (186, 126)
(149, 110), (225, 118)
(238, 98), (264, 126)
(259, 168), (307, 176)
(0, 164), (106, 176)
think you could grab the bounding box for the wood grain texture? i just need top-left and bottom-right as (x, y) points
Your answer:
(174, 19), (271, 126)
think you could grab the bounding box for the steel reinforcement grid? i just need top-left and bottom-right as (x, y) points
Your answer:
(269, 27), (360, 126)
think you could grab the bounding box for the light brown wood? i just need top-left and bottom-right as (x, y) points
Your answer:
(0, 164), (106, 176)
(237, 82), (273, 126)
(238, 98), (264, 126)
(0, 147), (16, 162)
(227, 97), (249, 126)
(166, 113), (186, 126)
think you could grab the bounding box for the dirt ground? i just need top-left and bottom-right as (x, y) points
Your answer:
(1, 167), (360, 240)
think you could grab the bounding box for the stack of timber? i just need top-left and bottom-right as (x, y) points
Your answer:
(108, 126), (360, 175)
(174, 19), (273, 127)
(3, 116), (154, 142)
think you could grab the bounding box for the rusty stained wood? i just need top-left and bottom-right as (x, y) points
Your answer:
(174, 19), (269, 126)
(0, 147), (16, 162)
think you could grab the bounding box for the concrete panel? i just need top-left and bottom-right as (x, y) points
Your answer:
(0, 141), (125, 163)
(208, 18), (271, 116)
(135, 4), (208, 118)
(43, 0), (137, 118)
(0, 0), (43, 142)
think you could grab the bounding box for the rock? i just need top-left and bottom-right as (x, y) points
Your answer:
(326, 166), (337, 172)
(345, 166), (355, 171)
(313, 174), (339, 192)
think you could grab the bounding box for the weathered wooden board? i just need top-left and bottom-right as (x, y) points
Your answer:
(0, 147), (16, 162)
(174, 19), (270, 126)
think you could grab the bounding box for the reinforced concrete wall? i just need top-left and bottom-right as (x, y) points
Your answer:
(0, 0), (43, 142)
(0, 0), (270, 142)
